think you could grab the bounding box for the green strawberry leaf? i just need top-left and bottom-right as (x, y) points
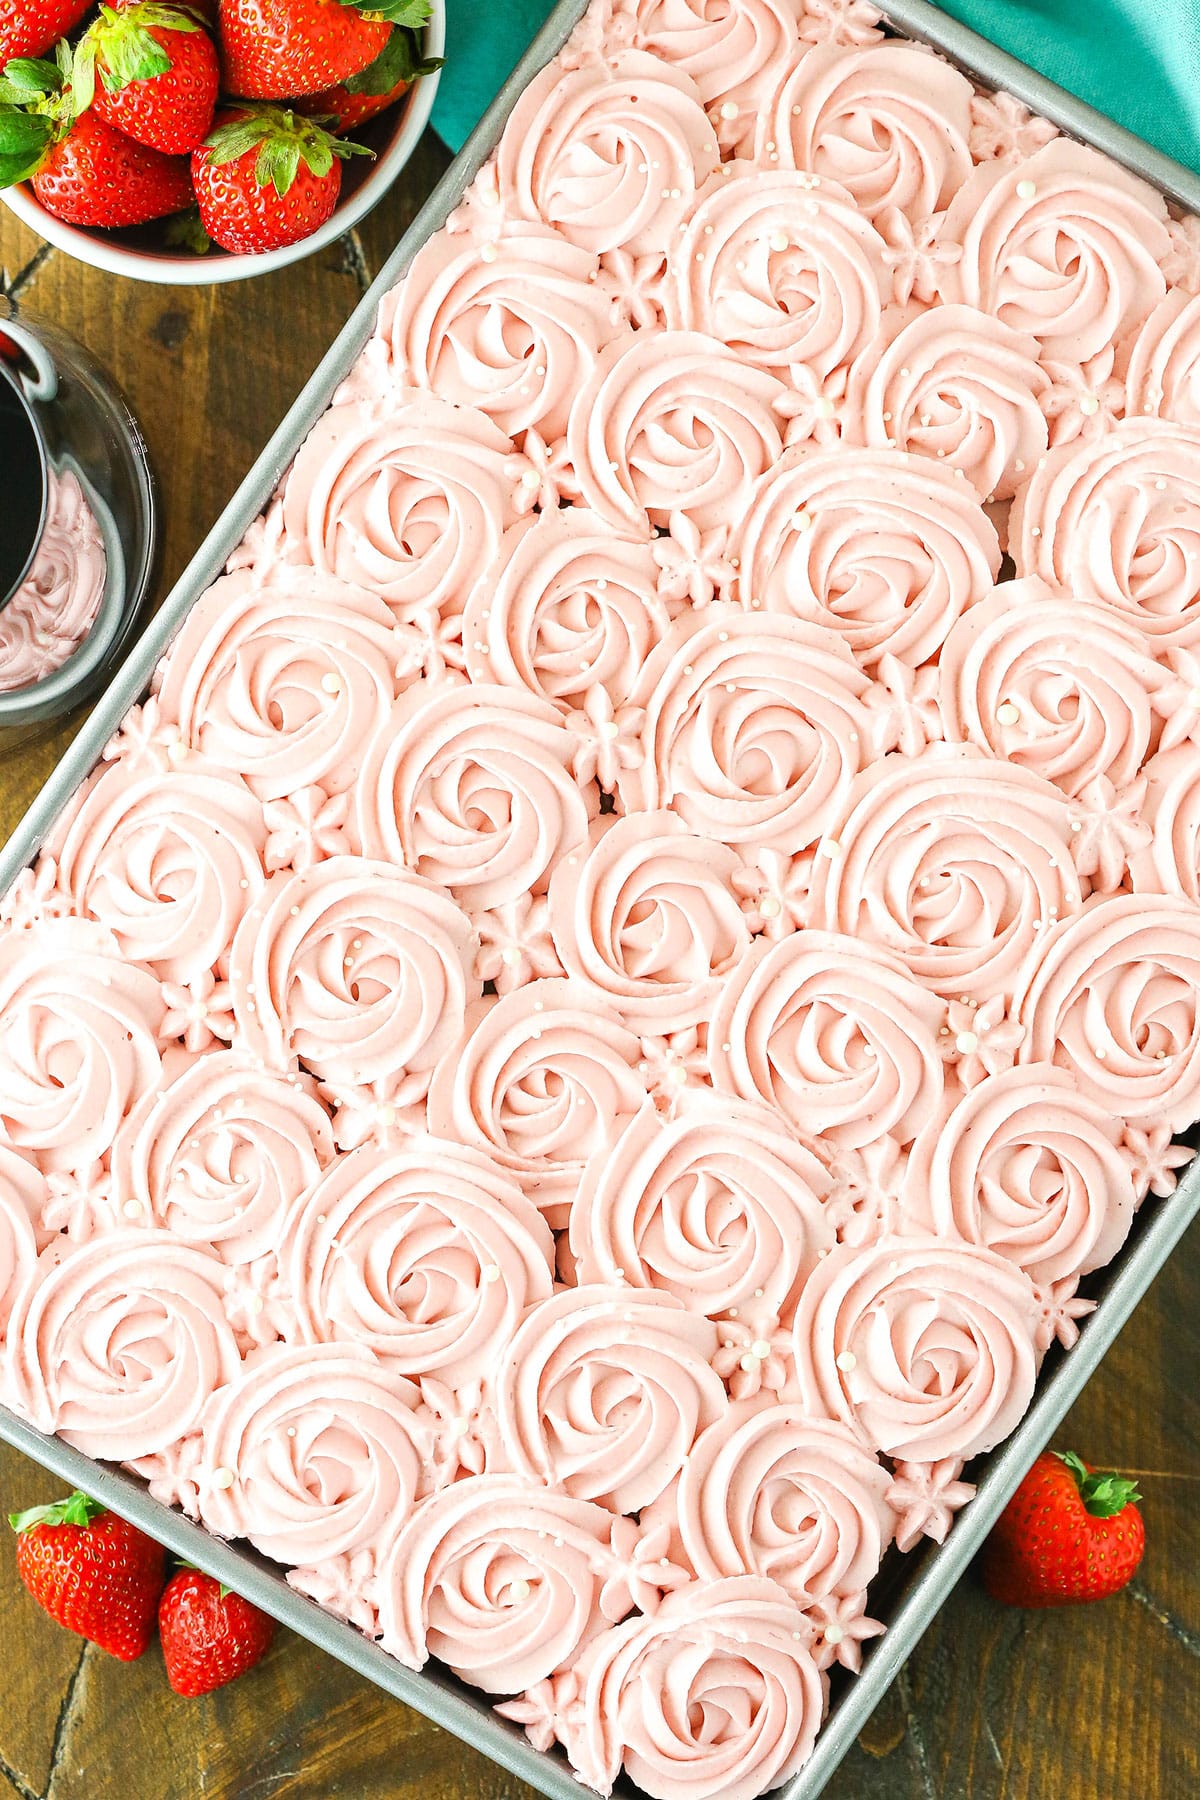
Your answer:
(341, 0), (434, 29)
(1, 57), (63, 95)
(1054, 1450), (1142, 1520)
(99, 30), (173, 94)
(343, 27), (442, 93)
(69, 36), (96, 114)
(203, 106), (371, 193)
(0, 107), (52, 157)
(9, 1491), (106, 1533)
(255, 135), (301, 196)
(163, 205), (212, 252)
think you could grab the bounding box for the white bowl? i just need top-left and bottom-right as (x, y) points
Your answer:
(0, 3), (443, 285)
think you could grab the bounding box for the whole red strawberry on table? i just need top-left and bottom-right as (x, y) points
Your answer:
(0, 0), (440, 255)
(10, 1488), (275, 1693)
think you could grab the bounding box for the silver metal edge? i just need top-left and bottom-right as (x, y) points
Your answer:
(1, 1), (1198, 1796)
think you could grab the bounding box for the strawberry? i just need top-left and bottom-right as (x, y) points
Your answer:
(298, 25), (440, 133)
(0, 0), (91, 66)
(158, 1567), (275, 1696)
(74, 4), (220, 155)
(982, 1449), (1145, 1608)
(9, 1491), (167, 1660)
(192, 104), (368, 254)
(0, 46), (194, 224)
(217, 0), (432, 101)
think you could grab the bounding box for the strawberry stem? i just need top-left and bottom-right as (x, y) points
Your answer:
(201, 105), (370, 196)
(9, 1490), (106, 1533)
(1054, 1450), (1142, 1519)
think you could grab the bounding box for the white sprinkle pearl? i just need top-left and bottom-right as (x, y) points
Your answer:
(450, 1416), (470, 1438)
(510, 1579), (531, 1602)
(482, 1263), (501, 1283)
(739, 1353), (759, 1374)
(211, 1467), (236, 1490)
(759, 893), (782, 919)
(1189, 687), (1200, 708)
(521, 468), (541, 489)
(321, 673), (341, 695)
(751, 1339), (771, 1359)
(792, 510), (813, 532)
(501, 946), (522, 966)
(720, 100), (739, 119)
(769, 229), (789, 252)
(601, 719), (620, 739)
(122, 1199), (142, 1219)
(1016, 179), (1036, 199)
(1079, 394), (1100, 416)
(835, 1350), (857, 1372)
(824, 1623), (845, 1645)
(996, 700), (1021, 726)
(955, 1030), (980, 1055)
(479, 242), (498, 262)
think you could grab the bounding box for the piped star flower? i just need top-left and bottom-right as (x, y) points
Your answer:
(798, 0), (884, 47)
(1150, 643), (1200, 751)
(775, 363), (846, 448)
(938, 996), (1026, 1087)
(1031, 1274), (1097, 1353)
(601, 1518), (691, 1619)
(40, 1161), (116, 1241)
(222, 495), (298, 581)
(1162, 213), (1200, 294)
(651, 511), (737, 608)
(101, 695), (189, 772)
(861, 656), (942, 758)
(877, 208), (962, 306)
(887, 1458), (977, 1552)
(0, 855), (71, 932)
(473, 895), (563, 994)
(325, 1079), (427, 1154)
(1039, 354), (1125, 447)
(732, 846), (813, 938)
(222, 1255), (287, 1352)
(564, 684), (646, 790)
(968, 89), (1059, 164)
(418, 1378), (500, 1486)
(289, 1550), (381, 1637)
(806, 1590), (886, 1674)
(637, 1027), (709, 1113)
(507, 430), (580, 514)
(599, 248), (668, 332)
(160, 970), (236, 1052)
(1121, 1123), (1194, 1203)
(408, 602), (469, 682)
(496, 1671), (584, 1755)
(1068, 775), (1152, 893)
(712, 1312), (794, 1400)
(824, 1136), (907, 1247)
(263, 785), (351, 874)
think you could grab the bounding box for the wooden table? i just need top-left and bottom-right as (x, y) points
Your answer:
(2, 162), (1199, 1800)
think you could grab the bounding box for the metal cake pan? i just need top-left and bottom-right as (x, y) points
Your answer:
(2, 3), (1199, 1795)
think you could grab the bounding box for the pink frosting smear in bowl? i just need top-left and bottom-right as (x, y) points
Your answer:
(0, 468), (107, 695)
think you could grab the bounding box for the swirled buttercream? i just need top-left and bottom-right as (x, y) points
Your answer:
(495, 1284), (725, 1512)
(1119, 288), (1200, 427)
(0, 1148), (40, 1332)
(1131, 745), (1200, 903)
(938, 140), (1171, 364)
(0, 469), (108, 694)
(569, 1092), (834, 1317)
(708, 928), (945, 1147)
(761, 42), (973, 226)
(495, 51), (720, 257)
(5, 1230), (240, 1458)
(425, 980), (646, 1226)
(228, 857), (475, 1101)
(617, 605), (869, 847)
(548, 811), (752, 1031)
(154, 568), (404, 800)
(730, 446), (1000, 668)
(664, 168), (889, 378)
(353, 680), (593, 908)
(1009, 419), (1200, 640)
(791, 1235), (1041, 1461)
(111, 1050), (335, 1264)
(809, 746), (1083, 1004)
(283, 1138), (553, 1383)
(627, 0), (802, 154)
(195, 1341), (429, 1563)
(568, 330), (787, 533)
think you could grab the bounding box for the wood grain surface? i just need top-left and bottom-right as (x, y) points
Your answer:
(2, 155), (1198, 1800)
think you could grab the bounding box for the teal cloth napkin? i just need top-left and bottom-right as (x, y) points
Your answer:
(430, 0), (1200, 177)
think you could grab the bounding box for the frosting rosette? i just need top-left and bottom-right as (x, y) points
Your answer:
(1132, 746), (1200, 903)
(382, 219), (611, 442)
(1119, 288), (1200, 427)
(283, 1138), (554, 1384)
(559, 1575), (826, 1800)
(461, 508), (670, 715)
(279, 391), (521, 626)
(0, 469), (107, 694)
(842, 303), (1049, 501)
(618, 604), (870, 849)
(352, 680), (592, 909)
(0, 1148), (40, 1332)
(1014, 893), (1200, 1131)
(495, 50), (720, 257)
(154, 567), (402, 801)
(791, 1236), (1041, 1462)
(52, 762), (267, 980)
(111, 1050), (335, 1264)
(671, 1404), (894, 1605)
(936, 577), (1160, 797)
(730, 446), (1000, 669)
(0, 920), (163, 1172)
(425, 980), (646, 1227)
(1009, 419), (1200, 640)
(708, 928), (945, 1147)
(627, 0), (801, 153)
(810, 747), (1083, 1004)
(569, 1092), (834, 1318)
(938, 140), (1170, 365)
(228, 856), (474, 1100)
(377, 1473), (620, 1691)
(195, 1342), (429, 1564)
(495, 1285), (725, 1512)
(547, 811), (752, 1032)
(5, 1230), (240, 1459)
(567, 330), (786, 534)
(761, 42), (973, 225)
(664, 168), (889, 379)
(903, 1064), (1135, 1285)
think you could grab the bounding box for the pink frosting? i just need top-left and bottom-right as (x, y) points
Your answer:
(0, 468), (107, 694)
(0, 1147), (42, 1332)
(622, 0), (803, 154)
(569, 1091), (834, 1317)
(1119, 288), (1200, 428)
(1132, 745), (1200, 903)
